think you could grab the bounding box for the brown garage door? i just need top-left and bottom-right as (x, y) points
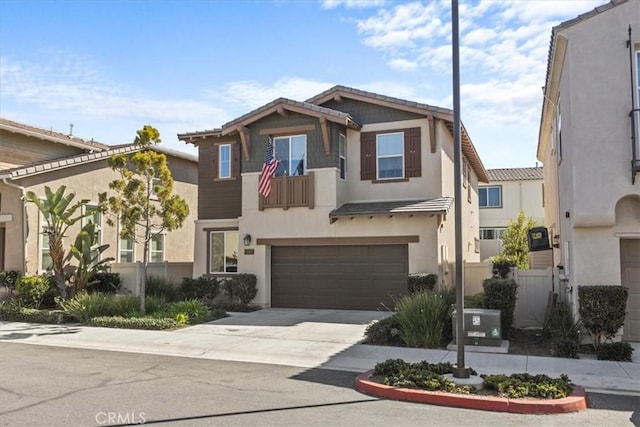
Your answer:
(271, 245), (408, 310)
(621, 239), (640, 342)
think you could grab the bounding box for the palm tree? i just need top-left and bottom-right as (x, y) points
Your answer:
(26, 185), (90, 298)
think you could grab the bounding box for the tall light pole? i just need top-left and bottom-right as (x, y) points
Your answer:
(451, 0), (470, 379)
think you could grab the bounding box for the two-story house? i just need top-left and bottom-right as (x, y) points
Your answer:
(537, 0), (640, 341)
(179, 85), (488, 310)
(0, 118), (198, 276)
(478, 166), (545, 262)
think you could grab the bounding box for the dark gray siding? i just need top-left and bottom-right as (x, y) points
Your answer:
(197, 138), (242, 220)
(321, 98), (424, 125)
(244, 113), (345, 173)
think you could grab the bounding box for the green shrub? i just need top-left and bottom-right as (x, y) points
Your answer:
(87, 273), (122, 294)
(363, 315), (404, 346)
(373, 359), (477, 393)
(180, 276), (220, 303)
(543, 301), (581, 358)
(483, 278), (518, 338)
(394, 289), (452, 348)
(15, 275), (55, 308)
(145, 275), (180, 302)
(491, 256), (516, 278)
(439, 286), (457, 344)
(223, 274), (257, 305)
(578, 285), (628, 349)
(60, 292), (140, 322)
(86, 316), (182, 330)
(0, 304), (67, 324)
(464, 292), (485, 308)
(166, 299), (210, 322)
(482, 373), (574, 399)
(596, 342), (634, 362)
(0, 270), (19, 290)
(144, 295), (167, 314)
(408, 273), (438, 294)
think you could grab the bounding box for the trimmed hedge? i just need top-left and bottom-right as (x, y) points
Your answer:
(596, 342), (634, 362)
(86, 316), (182, 330)
(578, 285), (628, 348)
(180, 276), (220, 302)
(408, 274), (438, 294)
(363, 315), (404, 347)
(483, 278), (518, 338)
(0, 305), (67, 324)
(87, 272), (122, 294)
(374, 359), (477, 393)
(482, 373), (574, 399)
(223, 274), (257, 305)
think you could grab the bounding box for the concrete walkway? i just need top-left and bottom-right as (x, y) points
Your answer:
(0, 308), (638, 396)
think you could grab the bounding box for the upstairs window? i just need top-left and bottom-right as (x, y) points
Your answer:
(339, 134), (347, 180)
(119, 234), (134, 263)
(479, 186), (501, 208)
(274, 135), (306, 176)
(219, 144), (231, 179)
(376, 132), (404, 179)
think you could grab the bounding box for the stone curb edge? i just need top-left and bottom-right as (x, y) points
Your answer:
(354, 370), (588, 414)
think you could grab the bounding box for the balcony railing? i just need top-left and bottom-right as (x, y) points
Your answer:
(259, 172), (315, 210)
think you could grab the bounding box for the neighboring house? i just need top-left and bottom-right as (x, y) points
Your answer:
(478, 166), (545, 261)
(538, 0), (640, 342)
(0, 118), (198, 276)
(178, 85), (489, 310)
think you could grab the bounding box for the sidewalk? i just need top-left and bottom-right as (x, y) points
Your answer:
(1, 319), (638, 396)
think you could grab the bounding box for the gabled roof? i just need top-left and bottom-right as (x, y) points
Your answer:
(329, 197), (454, 223)
(307, 85), (489, 183)
(0, 144), (196, 180)
(220, 97), (361, 135)
(486, 167), (544, 182)
(0, 117), (110, 151)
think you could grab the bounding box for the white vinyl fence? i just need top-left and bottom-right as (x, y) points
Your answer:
(464, 262), (554, 329)
(109, 262), (193, 295)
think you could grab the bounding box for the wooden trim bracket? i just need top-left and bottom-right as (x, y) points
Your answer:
(239, 127), (251, 161)
(319, 118), (330, 155)
(259, 124), (316, 136)
(428, 115), (436, 153)
(256, 235), (419, 246)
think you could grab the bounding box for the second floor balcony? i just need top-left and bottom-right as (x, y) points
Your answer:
(259, 172), (315, 210)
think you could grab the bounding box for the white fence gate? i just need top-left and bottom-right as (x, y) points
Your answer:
(463, 262), (554, 329)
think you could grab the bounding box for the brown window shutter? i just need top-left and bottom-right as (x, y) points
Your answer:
(232, 143), (241, 178)
(360, 132), (376, 180)
(404, 127), (421, 178)
(211, 144), (219, 180)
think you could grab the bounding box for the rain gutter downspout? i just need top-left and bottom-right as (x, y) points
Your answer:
(2, 177), (28, 274)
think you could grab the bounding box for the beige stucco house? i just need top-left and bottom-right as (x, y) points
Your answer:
(0, 118), (198, 276)
(478, 167), (545, 261)
(179, 85), (488, 310)
(537, 0), (640, 341)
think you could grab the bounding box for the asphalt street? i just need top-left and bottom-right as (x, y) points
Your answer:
(0, 343), (637, 427)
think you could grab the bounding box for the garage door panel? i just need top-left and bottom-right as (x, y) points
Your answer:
(272, 244), (408, 310)
(621, 240), (640, 342)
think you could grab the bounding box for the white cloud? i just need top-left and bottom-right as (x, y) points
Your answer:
(320, 0), (386, 10)
(388, 58), (418, 72)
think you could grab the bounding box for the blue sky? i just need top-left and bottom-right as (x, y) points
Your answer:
(1, 0), (605, 169)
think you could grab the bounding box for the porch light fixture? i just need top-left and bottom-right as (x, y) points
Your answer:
(243, 234), (252, 247)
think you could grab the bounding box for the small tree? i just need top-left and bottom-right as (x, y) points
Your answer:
(26, 185), (90, 298)
(578, 285), (629, 349)
(99, 125), (189, 313)
(500, 211), (536, 270)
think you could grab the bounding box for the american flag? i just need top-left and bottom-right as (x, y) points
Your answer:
(258, 137), (279, 198)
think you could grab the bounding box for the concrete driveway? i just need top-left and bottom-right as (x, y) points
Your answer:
(180, 308), (391, 344)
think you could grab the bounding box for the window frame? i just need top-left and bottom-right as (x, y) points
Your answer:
(339, 133), (347, 181)
(149, 233), (165, 263)
(376, 132), (405, 180)
(218, 144), (232, 179)
(479, 228), (506, 240)
(207, 229), (239, 274)
(478, 185), (502, 208)
(118, 218), (135, 263)
(274, 134), (307, 176)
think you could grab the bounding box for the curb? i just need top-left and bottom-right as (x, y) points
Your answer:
(354, 370), (588, 414)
